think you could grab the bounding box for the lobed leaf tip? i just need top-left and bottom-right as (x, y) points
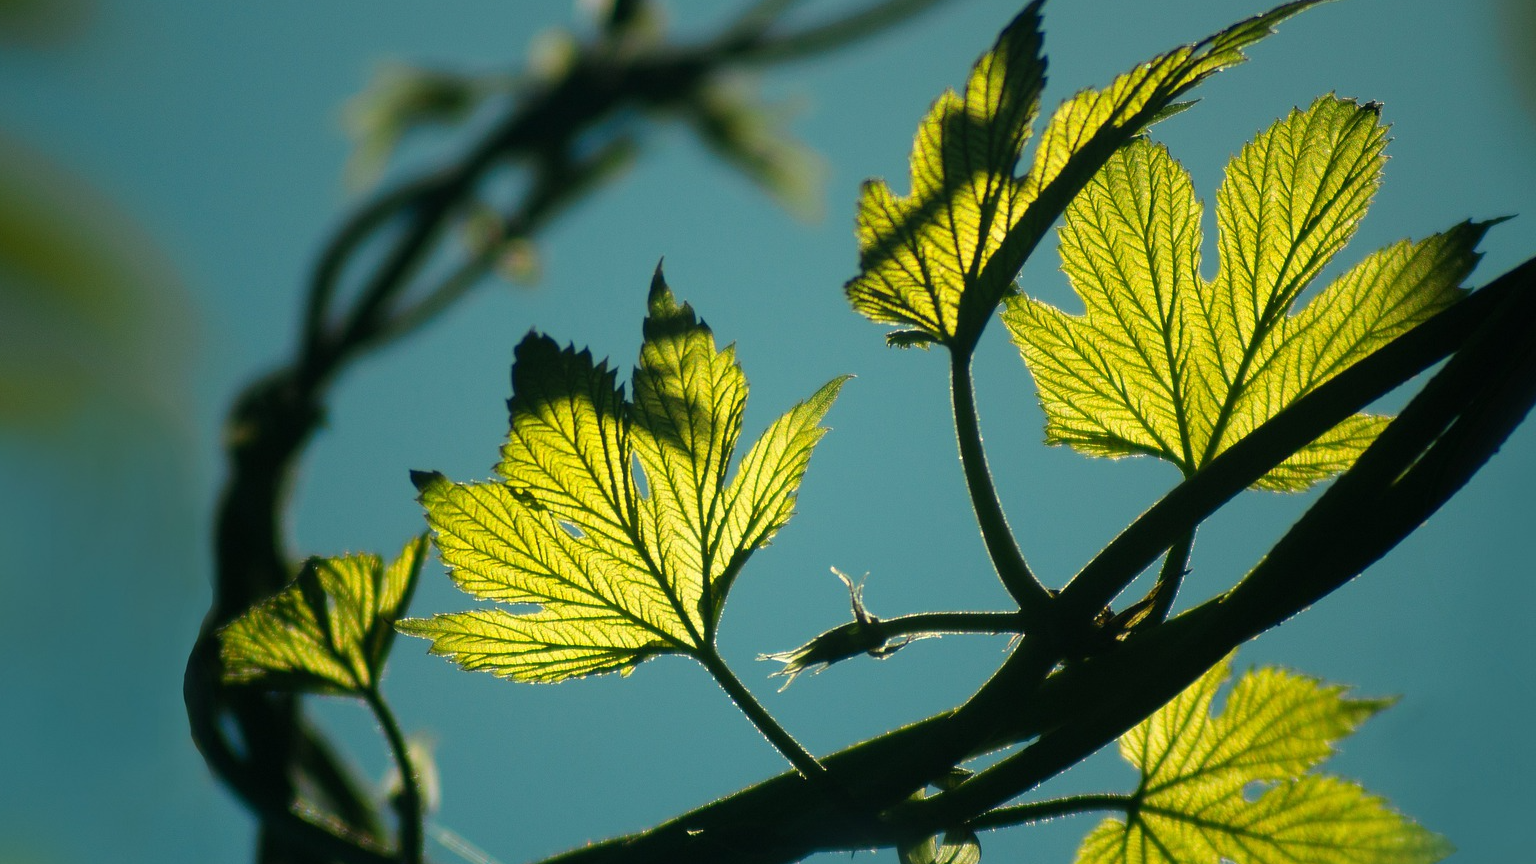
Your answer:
(642, 263), (702, 338)
(409, 469), (443, 494)
(1003, 0), (1046, 35)
(648, 258), (671, 303)
(393, 616), (429, 637)
(511, 329), (559, 363)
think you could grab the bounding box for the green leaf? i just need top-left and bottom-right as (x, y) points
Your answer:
(846, 0), (1325, 353)
(900, 829), (980, 864)
(1075, 655), (1452, 864)
(1004, 96), (1493, 490)
(219, 536), (427, 694)
(901, 768), (983, 864)
(398, 268), (846, 683)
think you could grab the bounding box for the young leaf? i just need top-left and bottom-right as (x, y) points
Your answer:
(219, 536), (427, 694)
(846, 0), (1325, 353)
(1004, 96), (1494, 490)
(901, 768), (983, 864)
(1075, 655), (1451, 864)
(398, 268), (846, 683)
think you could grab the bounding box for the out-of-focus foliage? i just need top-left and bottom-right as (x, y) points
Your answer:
(343, 64), (511, 191)
(0, 0), (87, 46)
(1497, 0), (1536, 125)
(0, 134), (192, 436)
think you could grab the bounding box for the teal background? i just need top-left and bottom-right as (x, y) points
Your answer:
(1, 0), (1532, 862)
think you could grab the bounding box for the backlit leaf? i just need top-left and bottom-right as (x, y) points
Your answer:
(219, 536), (427, 693)
(1004, 96), (1493, 489)
(398, 268), (845, 683)
(1074, 655), (1452, 864)
(846, 0), (1325, 353)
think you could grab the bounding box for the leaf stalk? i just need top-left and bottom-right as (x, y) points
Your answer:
(699, 646), (829, 783)
(967, 793), (1133, 831)
(363, 685), (424, 864)
(949, 351), (1055, 627)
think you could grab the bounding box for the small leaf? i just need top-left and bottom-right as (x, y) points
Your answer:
(219, 536), (427, 694)
(846, 0), (1325, 352)
(1073, 655), (1452, 864)
(399, 268), (845, 683)
(899, 829), (980, 864)
(684, 78), (825, 219)
(343, 64), (488, 190)
(900, 769), (983, 864)
(1005, 97), (1493, 489)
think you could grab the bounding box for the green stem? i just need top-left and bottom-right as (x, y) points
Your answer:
(950, 351), (1055, 627)
(764, 611), (1026, 678)
(699, 647), (827, 781)
(967, 793), (1133, 831)
(874, 610), (1026, 639)
(362, 686), (423, 864)
(1144, 529), (1195, 627)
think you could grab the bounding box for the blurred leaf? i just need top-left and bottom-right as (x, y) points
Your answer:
(0, 133), (191, 434)
(343, 64), (499, 190)
(382, 733), (441, 816)
(0, 0), (89, 46)
(684, 77), (825, 220)
(1497, 0), (1536, 125)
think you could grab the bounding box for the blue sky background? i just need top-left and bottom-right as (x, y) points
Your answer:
(1, 0), (1533, 862)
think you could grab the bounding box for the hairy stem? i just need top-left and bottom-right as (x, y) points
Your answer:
(699, 646), (827, 781)
(968, 793), (1133, 831)
(872, 610), (1026, 638)
(949, 350), (1055, 626)
(364, 686), (423, 864)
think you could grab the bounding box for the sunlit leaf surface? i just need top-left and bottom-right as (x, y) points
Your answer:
(1005, 96), (1492, 489)
(1075, 656), (1452, 864)
(399, 269), (845, 682)
(846, 0), (1326, 352)
(219, 536), (427, 693)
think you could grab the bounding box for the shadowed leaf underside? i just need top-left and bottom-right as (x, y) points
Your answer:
(846, 0), (1327, 353)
